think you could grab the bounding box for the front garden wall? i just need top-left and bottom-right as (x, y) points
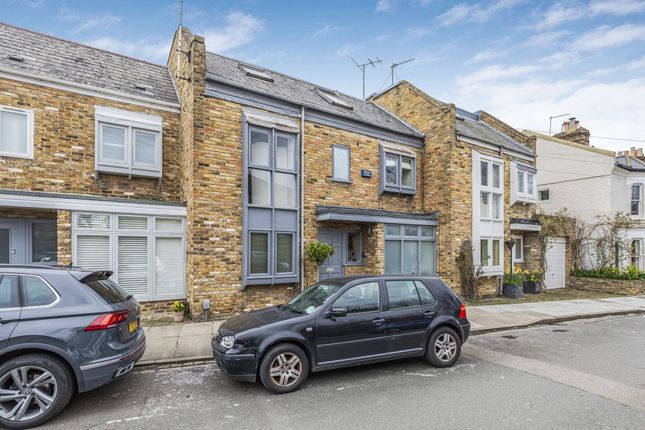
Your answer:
(570, 276), (645, 295)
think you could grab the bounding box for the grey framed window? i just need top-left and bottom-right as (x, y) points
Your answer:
(384, 225), (435, 276)
(332, 145), (350, 182)
(346, 231), (362, 265)
(539, 189), (550, 201)
(244, 123), (299, 285)
(379, 146), (416, 195)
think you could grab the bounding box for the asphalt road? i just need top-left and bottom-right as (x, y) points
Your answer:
(42, 314), (645, 430)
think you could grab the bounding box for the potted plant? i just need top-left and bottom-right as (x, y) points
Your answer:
(523, 269), (543, 294)
(305, 240), (335, 282)
(172, 300), (185, 323)
(502, 266), (524, 299)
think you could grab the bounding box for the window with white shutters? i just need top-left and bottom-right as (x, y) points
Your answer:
(95, 106), (162, 178)
(73, 212), (185, 301)
(0, 106), (33, 158)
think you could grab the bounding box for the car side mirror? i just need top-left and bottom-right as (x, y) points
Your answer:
(330, 307), (347, 318)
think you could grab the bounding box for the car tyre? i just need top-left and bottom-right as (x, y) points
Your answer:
(0, 354), (75, 430)
(259, 343), (309, 394)
(426, 326), (461, 368)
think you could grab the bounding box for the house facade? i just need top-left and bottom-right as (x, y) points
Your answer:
(530, 121), (645, 272)
(371, 82), (540, 296)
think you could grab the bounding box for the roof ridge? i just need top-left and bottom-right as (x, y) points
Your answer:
(471, 117), (533, 154)
(0, 21), (168, 70)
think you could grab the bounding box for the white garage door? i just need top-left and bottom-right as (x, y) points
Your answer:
(545, 238), (566, 289)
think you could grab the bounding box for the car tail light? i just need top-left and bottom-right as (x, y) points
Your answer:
(459, 303), (467, 319)
(85, 311), (129, 331)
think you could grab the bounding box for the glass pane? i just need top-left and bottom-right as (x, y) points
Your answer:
(385, 154), (398, 185)
(632, 201), (640, 215)
(0, 275), (19, 309)
(155, 237), (184, 297)
(385, 224), (400, 237)
(332, 146), (349, 181)
(134, 130), (157, 165)
(384, 240), (401, 274)
(76, 213), (110, 229)
(415, 281), (436, 305)
(156, 218), (183, 231)
(632, 185), (640, 200)
(0, 229), (9, 264)
(480, 192), (490, 218)
(492, 239), (501, 266)
(249, 128), (270, 166)
(514, 239), (523, 260)
(248, 169), (271, 206)
(32, 223), (57, 263)
(275, 133), (295, 170)
(386, 280), (420, 309)
(250, 232), (269, 274)
(492, 163), (501, 188)
(419, 241), (435, 276)
(401, 157), (413, 187)
(1, 110), (28, 154)
(118, 216), (148, 230)
(276, 233), (293, 273)
(480, 161), (488, 186)
(492, 193), (502, 220)
(118, 236), (149, 297)
(101, 124), (126, 161)
(404, 226), (418, 237)
(517, 171), (525, 193)
(82, 278), (131, 304)
(347, 232), (361, 263)
(274, 172), (296, 208)
(421, 226), (434, 238)
(528, 173), (534, 194)
(402, 241), (418, 275)
(334, 282), (379, 314)
(22, 276), (57, 307)
(76, 235), (110, 271)
(480, 239), (489, 266)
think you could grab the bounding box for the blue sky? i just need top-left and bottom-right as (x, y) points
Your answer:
(2, 0), (645, 151)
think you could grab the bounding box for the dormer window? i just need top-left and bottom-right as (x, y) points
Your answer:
(240, 64), (274, 82)
(315, 88), (353, 110)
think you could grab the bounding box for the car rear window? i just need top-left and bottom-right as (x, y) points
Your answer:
(83, 278), (131, 304)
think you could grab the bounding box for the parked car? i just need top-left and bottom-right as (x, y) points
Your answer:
(213, 275), (469, 394)
(0, 265), (145, 429)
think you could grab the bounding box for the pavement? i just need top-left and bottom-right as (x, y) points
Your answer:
(49, 314), (645, 429)
(138, 295), (645, 366)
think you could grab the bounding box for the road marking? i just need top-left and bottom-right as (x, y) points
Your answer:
(466, 345), (645, 412)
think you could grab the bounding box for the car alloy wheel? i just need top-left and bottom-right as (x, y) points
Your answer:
(0, 365), (58, 423)
(433, 333), (457, 362)
(269, 352), (302, 388)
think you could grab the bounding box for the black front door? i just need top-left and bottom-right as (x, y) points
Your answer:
(315, 281), (387, 364)
(384, 279), (436, 353)
(317, 231), (343, 280)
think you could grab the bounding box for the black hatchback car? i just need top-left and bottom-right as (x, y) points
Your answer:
(213, 276), (469, 393)
(0, 265), (145, 429)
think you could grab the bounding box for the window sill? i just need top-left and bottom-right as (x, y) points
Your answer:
(344, 262), (363, 267)
(0, 152), (33, 160)
(96, 164), (162, 179)
(331, 178), (352, 184)
(382, 187), (416, 196)
(515, 195), (537, 204)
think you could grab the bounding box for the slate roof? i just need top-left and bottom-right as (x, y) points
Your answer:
(204, 52), (424, 139)
(0, 22), (178, 105)
(616, 155), (645, 171)
(455, 108), (533, 156)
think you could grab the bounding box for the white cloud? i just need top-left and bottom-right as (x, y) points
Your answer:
(534, 2), (586, 30)
(438, 0), (523, 27)
(467, 48), (507, 63)
(407, 27), (431, 38)
(584, 55), (645, 77)
(336, 43), (358, 57)
(522, 30), (570, 47)
(376, 0), (396, 12)
(572, 23), (645, 52)
(590, 0), (645, 15)
(56, 6), (121, 34)
(457, 64), (542, 86)
(200, 12), (264, 54)
(375, 33), (392, 43)
(312, 24), (349, 39)
(84, 37), (170, 63)
(0, 0), (46, 8)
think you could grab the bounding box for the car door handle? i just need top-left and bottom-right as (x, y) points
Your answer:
(372, 318), (385, 325)
(424, 311), (436, 319)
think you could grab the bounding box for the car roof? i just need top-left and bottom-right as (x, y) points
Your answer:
(320, 275), (441, 285)
(0, 264), (94, 278)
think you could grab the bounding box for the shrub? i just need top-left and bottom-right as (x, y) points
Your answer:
(172, 300), (185, 313)
(504, 267), (525, 286)
(305, 241), (335, 266)
(573, 266), (645, 281)
(523, 268), (543, 283)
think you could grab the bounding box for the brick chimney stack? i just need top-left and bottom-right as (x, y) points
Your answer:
(617, 147), (645, 161)
(554, 117), (590, 146)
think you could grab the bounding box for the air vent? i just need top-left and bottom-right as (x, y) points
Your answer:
(7, 55), (24, 63)
(239, 64), (274, 82)
(134, 83), (155, 96)
(315, 88), (353, 110)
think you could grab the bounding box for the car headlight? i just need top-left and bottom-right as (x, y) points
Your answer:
(220, 335), (235, 349)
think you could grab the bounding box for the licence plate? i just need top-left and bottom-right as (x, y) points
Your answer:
(128, 320), (139, 333)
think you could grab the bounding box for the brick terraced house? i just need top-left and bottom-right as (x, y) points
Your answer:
(372, 82), (541, 295)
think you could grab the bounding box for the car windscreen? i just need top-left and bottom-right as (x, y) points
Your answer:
(285, 282), (344, 314)
(83, 277), (132, 304)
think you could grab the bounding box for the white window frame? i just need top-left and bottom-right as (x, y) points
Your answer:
(480, 159), (503, 221)
(512, 235), (524, 264)
(631, 184), (642, 217)
(0, 106), (34, 159)
(631, 238), (642, 269)
(480, 236), (503, 270)
(512, 162), (537, 204)
(332, 144), (351, 182)
(72, 212), (185, 301)
(94, 106), (163, 178)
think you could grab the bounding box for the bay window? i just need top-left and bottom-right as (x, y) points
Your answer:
(244, 122), (299, 285)
(380, 144), (416, 195)
(384, 225), (435, 276)
(513, 162), (537, 203)
(73, 212), (185, 301)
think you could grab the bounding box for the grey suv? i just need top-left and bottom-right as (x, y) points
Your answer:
(0, 265), (145, 429)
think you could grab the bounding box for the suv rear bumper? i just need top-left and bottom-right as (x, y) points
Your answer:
(80, 336), (146, 392)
